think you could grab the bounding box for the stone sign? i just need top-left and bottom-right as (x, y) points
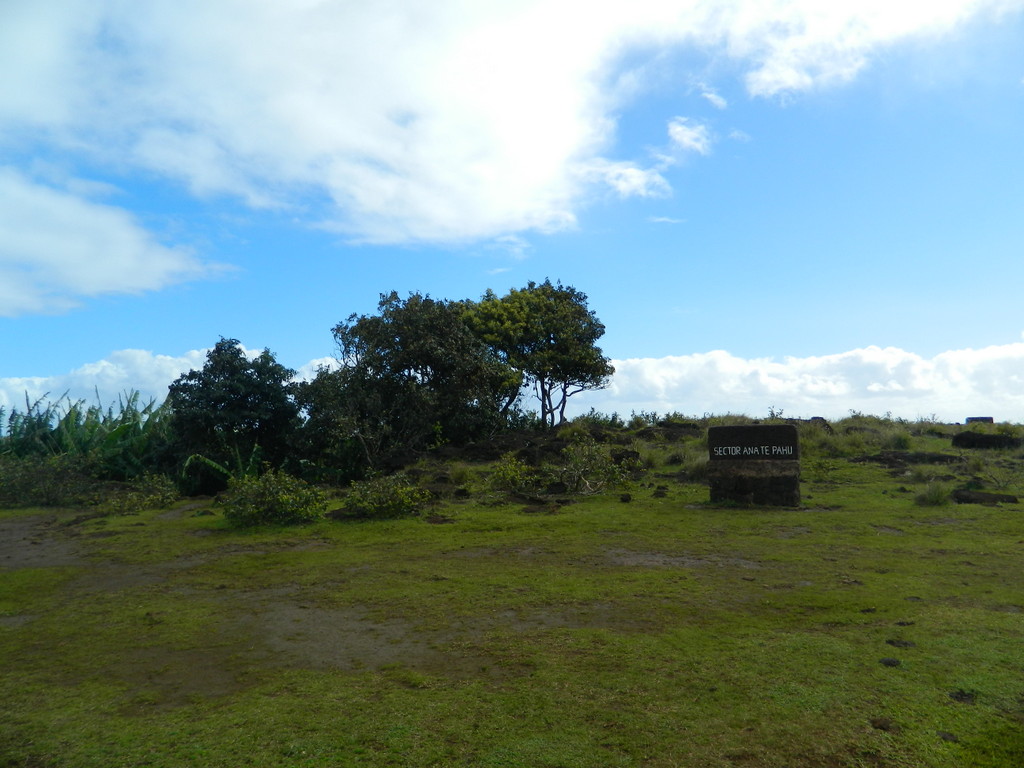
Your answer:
(707, 425), (800, 506)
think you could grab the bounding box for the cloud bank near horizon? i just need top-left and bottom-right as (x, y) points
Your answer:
(4, 342), (1023, 425)
(3, 0), (1021, 315)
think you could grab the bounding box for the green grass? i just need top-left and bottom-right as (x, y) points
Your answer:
(3, 433), (1024, 767)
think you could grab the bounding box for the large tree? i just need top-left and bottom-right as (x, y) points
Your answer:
(324, 292), (520, 466)
(467, 280), (614, 427)
(166, 338), (300, 478)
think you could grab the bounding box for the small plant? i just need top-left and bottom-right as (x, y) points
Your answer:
(882, 431), (912, 450)
(343, 473), (431, 519)
(488, 453), (538, 494)
(550, 437), (632, 495)
(220, 470), (327, 527)
(914, 482), (949, 507)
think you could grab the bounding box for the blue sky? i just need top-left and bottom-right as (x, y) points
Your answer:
(2, 1), (1024, 422)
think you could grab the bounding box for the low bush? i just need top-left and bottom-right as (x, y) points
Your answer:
(220, 470), (327, 527)
(550, 437), (633, 495)
(105, 473), (180, 515)
(488, 453), (539, 494)
(343, 473), (431, 519)
(914, 482), (950, 507)
(0, 454), (98, 507)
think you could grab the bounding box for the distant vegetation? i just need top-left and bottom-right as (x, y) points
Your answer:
(2, 280), (1023, 525)
(0, 280), (615, 517)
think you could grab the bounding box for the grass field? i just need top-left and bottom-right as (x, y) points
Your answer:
(2, 425), (1023, 767)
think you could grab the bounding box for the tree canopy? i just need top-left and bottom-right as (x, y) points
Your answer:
(166, 338), (300, 479)
(322, 292), (521, 466)
(466, 280), (614, 427)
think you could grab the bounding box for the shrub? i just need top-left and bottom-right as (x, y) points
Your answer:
(0, 454), (98, 508)
(220, 470), (327, 527)
(550, 437), (632, 495)
(343, 473), (431, 519)
(914, 482), (949, 507)
(105, 473), (180, 515)
(882, 431), (912, 451)
(488, 453), (538, 494)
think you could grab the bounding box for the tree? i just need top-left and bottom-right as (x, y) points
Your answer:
(325, 292), (520, 466)
(466, 280), (614, 428)
(166, 339), (300, 482)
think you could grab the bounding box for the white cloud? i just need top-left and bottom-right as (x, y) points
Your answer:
(586, 160), (671, 198)
(700, 87), (728, 109)
(8, 341), (1024, 426)
(668, 117), (713, 155)
(571, 343), (1024, 423)
(0, 349), (207, 415)
(0, 168), (214, 316)
(0, 345), (327, 417)
(1, 0), (1019, 248)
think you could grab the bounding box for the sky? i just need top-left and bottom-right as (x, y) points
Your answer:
(2, 0), (1024, 423)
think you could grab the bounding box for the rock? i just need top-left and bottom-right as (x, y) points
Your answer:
(610, 449), (641, 465)
(948, 689), (976, 704)
(879, 658), (902, 667)
(870, 717), (900, 733)
(952, 431), (1022, 450)
(886, 639), (916, 648)
(952, 489), (1018, 505)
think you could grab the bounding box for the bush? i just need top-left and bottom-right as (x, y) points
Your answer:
(914, 482), (949, 507)
(0, 454), (98, 507)
(343, 473), (431, 519)
(220, 470), (327, 527)
(105, 473), (179, 515)
(488, 453), (538, 494)
(550, 437), (632, 495)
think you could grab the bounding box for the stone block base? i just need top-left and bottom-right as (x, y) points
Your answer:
(707, 460), (800, 507)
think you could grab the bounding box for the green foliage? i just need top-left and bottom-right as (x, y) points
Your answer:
(467, 279), (614, 428)
(0, 391), (174, 481)
(488, 453), (538, 494)
(550, 436), (633, 495)
(342, 473), (431, 519)
(0, 453), (97, 507)
(167, 339), (300, 489)
(327, 293), (520, 468)
(219, 470), (327, 527)
(183, 445), (262, 483)
(914, 481), (950, 507)
(105, 473), (179, 515)
(570, 408), (624, 429)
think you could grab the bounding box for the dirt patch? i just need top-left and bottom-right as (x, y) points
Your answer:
(492, 602), (663, 634)
(0, 513), (84, 569)
(604, 548), (761, 570)
(773, 526), (812, 539)
(114, 645), (252, 714)
(235, 597), (484, 675)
